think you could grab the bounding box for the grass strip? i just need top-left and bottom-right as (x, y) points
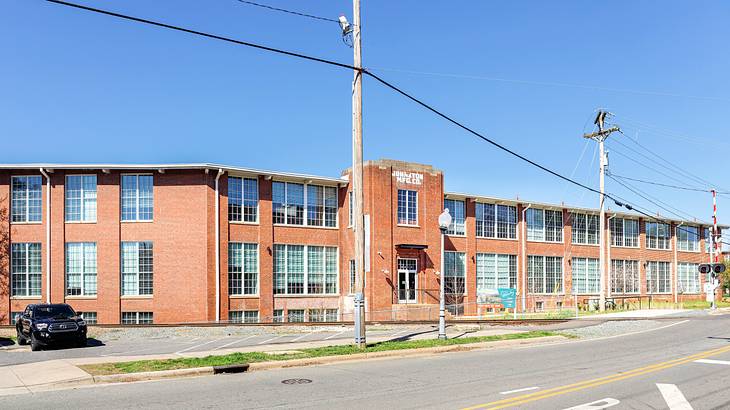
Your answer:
(81, 331), (556, 376)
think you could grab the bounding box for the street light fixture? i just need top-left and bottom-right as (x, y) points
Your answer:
(438, 208), (452, 340)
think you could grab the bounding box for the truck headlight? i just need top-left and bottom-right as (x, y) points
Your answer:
(35, 323), (48, 330)
(78, 320), (86, 327)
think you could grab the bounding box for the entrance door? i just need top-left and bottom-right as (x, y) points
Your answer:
(398, 259), (418, 303)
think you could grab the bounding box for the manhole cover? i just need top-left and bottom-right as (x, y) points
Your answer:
(281, 378), (312, 385)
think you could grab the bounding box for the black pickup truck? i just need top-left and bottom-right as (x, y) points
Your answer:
(15, 304), (88, 351)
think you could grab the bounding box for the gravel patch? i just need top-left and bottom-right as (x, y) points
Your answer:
(560, 320), (668, 339)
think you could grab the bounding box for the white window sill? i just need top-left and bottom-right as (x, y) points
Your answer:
(646, 247), (672, 251)
(446, 233), (467, 238)
(229, 221), (259, 226)
(229, 294), (259, 299)
(610, 245), (640, 249)
(10, 221), (42, 225)
(121, 295), (153, 299)
(476, 236), (518, 242)
(10, 296), (42, 300)
(527, 239), (564, 244)
(571, 242), (600, 247)
(65, 221), (97, 224)
(121, 220), (154, 224)
(273, 223), (339, 230)
(273, 294), (340, 298)
(65, 296), (97, 300)
(397, 224), (420, 228)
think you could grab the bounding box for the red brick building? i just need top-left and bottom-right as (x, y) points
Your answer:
(0, 160), (722, 324)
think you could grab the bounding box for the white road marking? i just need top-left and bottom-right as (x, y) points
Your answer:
(258, 335), (284, 345)
(290, 333), (312, 342)
(324, 330), (347, 340)
(695, 358), (730, 366)
(657, 383), (693, 410)
(175, 337), (227, 354)
(563, 398), (620, 410)
(499, 386), (540, 395)
(212, 335), (258, 351)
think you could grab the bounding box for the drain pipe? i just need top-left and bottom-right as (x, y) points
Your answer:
(606, 213), (617, 299)
(673, 221), (683, 304)
(214, 169), (224, 322)
(520, 203), (532, 312)
(39, 168), (51, 304)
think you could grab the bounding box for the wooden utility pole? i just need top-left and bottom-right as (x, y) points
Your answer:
(351, 0), (366, 348)
(583, 111), (619, 312)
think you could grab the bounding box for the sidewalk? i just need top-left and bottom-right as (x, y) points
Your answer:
(0, 325), (520, 396)
(578, 309), (691, 319)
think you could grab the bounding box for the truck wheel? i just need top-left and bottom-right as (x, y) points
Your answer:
(30, 334), (41, 351)
(16, 328), (27, 346)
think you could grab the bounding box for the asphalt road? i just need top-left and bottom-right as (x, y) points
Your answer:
(2, 314), (729, 409)
(0, 321), (592, 367)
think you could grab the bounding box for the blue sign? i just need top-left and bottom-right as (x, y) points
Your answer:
(498, 288), (517, 309)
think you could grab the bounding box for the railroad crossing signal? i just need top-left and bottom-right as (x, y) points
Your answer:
(699, 263), (726, 279)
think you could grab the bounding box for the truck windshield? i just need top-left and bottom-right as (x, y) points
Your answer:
(34, 305), (76, 319)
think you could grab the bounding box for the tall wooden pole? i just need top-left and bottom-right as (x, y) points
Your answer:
(352, 0), (366, 348)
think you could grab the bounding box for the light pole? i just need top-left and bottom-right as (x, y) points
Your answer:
(438, 209), (452, 340)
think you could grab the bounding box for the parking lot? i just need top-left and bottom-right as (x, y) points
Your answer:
(0, 324), (447, 367)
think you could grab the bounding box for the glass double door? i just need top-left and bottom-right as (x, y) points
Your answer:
(397, 258), (417, 303)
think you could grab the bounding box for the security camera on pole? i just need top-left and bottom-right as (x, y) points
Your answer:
(438, 209), (452, 340)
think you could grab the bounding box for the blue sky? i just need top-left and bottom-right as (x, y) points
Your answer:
(3, 1), (729, 229)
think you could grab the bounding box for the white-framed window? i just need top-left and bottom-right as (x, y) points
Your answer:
(527, 255), (563, 294)
(228, 176), (258, 223)
(646, 222), (671, 250)
(121, 174), (153, 221)
(677, 226), (699, 252)
(444, 252), (466, 299)
(65, 175), (97, 222)
(349, 259), (356, 294)
(78, 312), (97, 324)
(11, 176), (43, 223)
(11, 243), (42, 297)
(610, 218), (639, 247)
(121, 242), (153, 296)
(527, 209), (563, 242)
(121, 312), (153, 324)
(272, 181), (337, 227)
(571, 257), (599, 294)
(65, 242), (97, 296)
(308, 309), (338, 322)
(273, 309), (284, 323)
(287, 309), (305, 323)
(475, 203), (517, 239)
(273, 244), (338, 295)
(348, 191), (353, 227)
(570, 212), (599, 245)
(476, 253), (517, 293)
(647, 261), (671, 294)
(397, 189), (418, 226)
(228, 311), (259, 323)
(228, 243), (258, 295)
(443, 199), (466, 236)
(677, 262), (700, 294)
(610, 260), (640, 294)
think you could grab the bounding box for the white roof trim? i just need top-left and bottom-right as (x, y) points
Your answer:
(0, 163), (346, 185)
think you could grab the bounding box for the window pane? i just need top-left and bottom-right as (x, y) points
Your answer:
(444, 199), (465, 236)
(307, 185), (324, 227)
(242, 178), (258, 223)
(228, 177), (242, 222)
(324, 186), (338, 227)
(272, 182), (286, 224)
(286, 183), (304, 225)
(228, 243), (242, 295)
(121, 175), (138, 221)
(526, 209), (544, 241)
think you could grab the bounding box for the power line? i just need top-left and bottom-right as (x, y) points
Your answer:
(367, 67), (730, 103)
(612, 129), (725, 191)
(45, 0), (714, 234)
(608, 174), (701, 222)
(234, 0), (344, 24)
(607, 172), (730, 194)
(45, 0), (357, 71)
(608, 136), (716, 190)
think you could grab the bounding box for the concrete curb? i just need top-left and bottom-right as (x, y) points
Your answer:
(89, 335), (564, 384)
(92, 367), (215, 384)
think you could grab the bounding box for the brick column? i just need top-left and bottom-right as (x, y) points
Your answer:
(258, 176), (274, 320)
